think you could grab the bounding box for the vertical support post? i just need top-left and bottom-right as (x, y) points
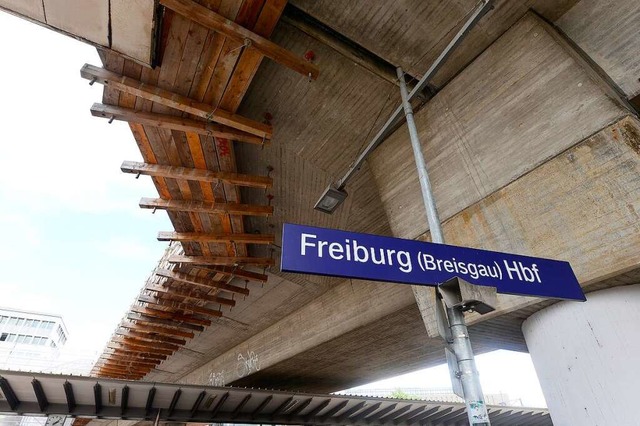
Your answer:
(396, 67), (490, 425)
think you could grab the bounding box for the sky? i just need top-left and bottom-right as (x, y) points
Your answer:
(0, 12), (172, 358)
(0, 10), (547, 408)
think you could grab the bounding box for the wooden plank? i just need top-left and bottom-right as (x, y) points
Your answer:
(128, 123), (173, 200)
(139, 294), (224, 317)
(81, 64), (273, 138)
(159, 0), (319, 80)
(96, 362), (152, 372)
(97, 365), (151, 375)
(121, 161), (273, 188)
(155, 268), (249, 295)
(101, 356), (161, 367)
(116, 328), (187, 346)
(145, 280), (238, 306)
(157, 231), (274, 244)
(105, 348), (168, 361)
(130, 305), (212, 327)
(120, 321), (195, 339)
(97, 365), (155, 375)
(97, 358), (160, 368)
(192, 265), (269, 283)
(107, 342), (174, 357)
(139, 197), (273, 216)
(219, 0), (287, 111)
(91, 104), (266, 145)
(168, 254), (275, 267)
(127, 312), (205, 332)
(112, 335), (181, 351)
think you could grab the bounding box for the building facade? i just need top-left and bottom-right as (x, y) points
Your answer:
(0, 307), (68, 371)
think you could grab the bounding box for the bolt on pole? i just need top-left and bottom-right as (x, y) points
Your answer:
(397, 67), (491, 425)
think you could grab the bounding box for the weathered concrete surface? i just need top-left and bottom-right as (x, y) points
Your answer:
(523, 285), (640, 426)
(111, 0), (156, 66)
(0, 0), (155, 65)
(175, 115), (640, 391)
(44, 0), (109, 46)
(369, 12), (628, 241)
(161, 11), (640, 391)
(0, 0), (44, 22)
(290, 0), (581, 88)
(139, 19), (399, 383)
(558, 0), (640, 97)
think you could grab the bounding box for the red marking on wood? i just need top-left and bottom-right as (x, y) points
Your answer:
(304, 50), (315, 62)
(217, 138), (231, 156)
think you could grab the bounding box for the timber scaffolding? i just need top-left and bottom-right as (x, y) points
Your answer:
(87, 0), (319, 380)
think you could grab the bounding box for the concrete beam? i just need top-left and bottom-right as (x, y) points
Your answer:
(369, 12), (628, 241)
(173, 116), (640, 389)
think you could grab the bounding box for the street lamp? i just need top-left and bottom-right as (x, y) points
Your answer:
(314, 184), (348, 214)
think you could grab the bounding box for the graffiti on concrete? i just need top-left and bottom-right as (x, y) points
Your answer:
(208, 370), (226, 387)
(236, 350), (260, 378)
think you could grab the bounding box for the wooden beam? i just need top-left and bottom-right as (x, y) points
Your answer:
(120, 321), (195, 339)
(168, 254), (275, 267)
(97, 371), (149, 380)
(91, 103), (265, 145)
(97, 365), (151, 375)
(138, 294), (224, 317)
(98, 365), (155, 375)
(193, 265), (269, 283)
(98, 358), (159, 368)
(107, 342), (174, 357)
(116, 328), (187, 346)
(101, 354), (163, 365)
(81, 64), (272, 138)
(127, 313), (205, 332)
(139, 197), (273, 216)
(159, 0), (319, 80)
(155, 268), (249, 295)
(112, 335), (181, 352)
(145, 280), (239, 306)
(157, 231), (274, 245)
(130, 306), (212, 327)
(121, 161), (273, 189)
(105, 348), (168, 361)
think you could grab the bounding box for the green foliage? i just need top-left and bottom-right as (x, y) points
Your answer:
(390, 389), (418, 400)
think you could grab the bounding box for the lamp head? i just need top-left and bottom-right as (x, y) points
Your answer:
(314, 184), (348, 214)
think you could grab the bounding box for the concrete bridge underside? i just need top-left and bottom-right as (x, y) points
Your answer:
(138, 2), (640, 394)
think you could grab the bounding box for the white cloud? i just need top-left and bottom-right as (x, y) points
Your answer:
(96, 236), (161, 262)
(0, 282), (61, 314)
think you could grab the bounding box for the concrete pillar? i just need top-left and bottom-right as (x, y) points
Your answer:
(522, 284), (640, 426)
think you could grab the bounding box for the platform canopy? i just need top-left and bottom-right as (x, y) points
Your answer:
(0, 371), (551, 425)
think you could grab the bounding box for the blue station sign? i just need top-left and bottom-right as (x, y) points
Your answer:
(281, 223), (585, 301)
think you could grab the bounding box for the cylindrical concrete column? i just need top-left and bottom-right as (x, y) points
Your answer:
(522, 284), (640, 426)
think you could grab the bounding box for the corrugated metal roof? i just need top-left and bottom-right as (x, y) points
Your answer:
(0, 370), (552, 425)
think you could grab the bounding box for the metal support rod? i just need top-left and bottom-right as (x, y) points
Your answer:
(396, 67), (444, 244)
(334, 0), (493, 190)
(397, 67), (490, 425)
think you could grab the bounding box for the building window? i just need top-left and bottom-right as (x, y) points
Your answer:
(16, 335), (26, 344)
(0, 333), (7, 341)
(8, 317), (18, 326)
(0, 316), (8, 325)
(16, 318), (25, 327)
(32, 320), (41, 328)
(6, 334), (16, 342)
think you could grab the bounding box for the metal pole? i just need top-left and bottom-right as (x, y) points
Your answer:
(397, 67), (490, 425)
(335, 0), (494, 190)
